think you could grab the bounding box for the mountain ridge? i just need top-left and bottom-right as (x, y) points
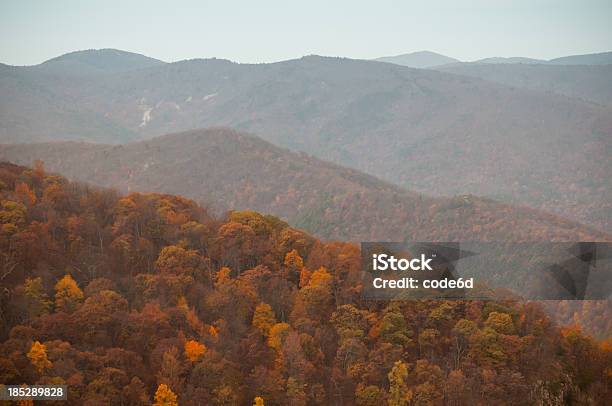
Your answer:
(549, 51), (612, 65)
(435, 63), (612, 105)
(374, 51), (459, 68)
(375, 50), (612, 67)
(1, 52), (610, 231)
(472, 57), (547, 64)
(1, 128), (609, 242)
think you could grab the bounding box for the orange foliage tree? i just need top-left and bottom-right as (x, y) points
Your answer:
(184, 340), (206, 363)
(153, 383), (178, 406)
(54, 274), (84, 312)
(27, 341), (52, 373)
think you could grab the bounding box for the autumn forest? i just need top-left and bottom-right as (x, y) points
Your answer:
(0, 162), (610, 405)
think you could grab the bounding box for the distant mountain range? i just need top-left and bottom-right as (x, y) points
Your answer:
(377, 51), (612, 105)
(471, 52), (612, 66)
(472, 57), (547, 65)
(1, 128), (608, 242)
(375, 50), (612, 67)
(435, 63), (612, 106)
(548, 51), (612, 66)
(374, 51), (459, 68)
(0, 50), (610, 231)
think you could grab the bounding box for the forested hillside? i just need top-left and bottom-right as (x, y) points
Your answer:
(0, 162), (610, 405)
(2, 129), (609, 244)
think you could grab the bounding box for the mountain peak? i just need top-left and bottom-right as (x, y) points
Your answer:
(375, 51), (459, 68)
(38, 48), (165, 74)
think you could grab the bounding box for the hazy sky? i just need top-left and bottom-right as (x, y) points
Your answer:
(1, 0), (610, 65)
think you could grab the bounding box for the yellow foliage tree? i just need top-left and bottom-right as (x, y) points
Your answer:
(184, 340), (206, 363)
(284, 249), (304, 276)
(156, 245), (200, 274)
(230, 210), (272, 236)
(54, 274), (84, 312)
(153, 383), (178, 406)
(485, 312), (516, 335)
(27, 341), (52, 373)
(0, 200), (27, 229)
(252, 303), (276, 336)
(253, 396), (264, 406)
(308, 267), (333, 288)
(388, 360), (412, 406)
(267, 323), (290, 351)
(300, 267), (334, 316)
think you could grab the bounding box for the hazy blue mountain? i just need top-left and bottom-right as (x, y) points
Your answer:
(377, 51), (612, 67)
(436, 63), (612, 105)
(375, 51), (459, 68)
(473, 51), (612, 66)
(549, 51), (612, 66)
(1, 52), (610, 231)
(473, 57), (547, 64)
(471, 52), (612, 66)
(0, 63), (139, 144)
